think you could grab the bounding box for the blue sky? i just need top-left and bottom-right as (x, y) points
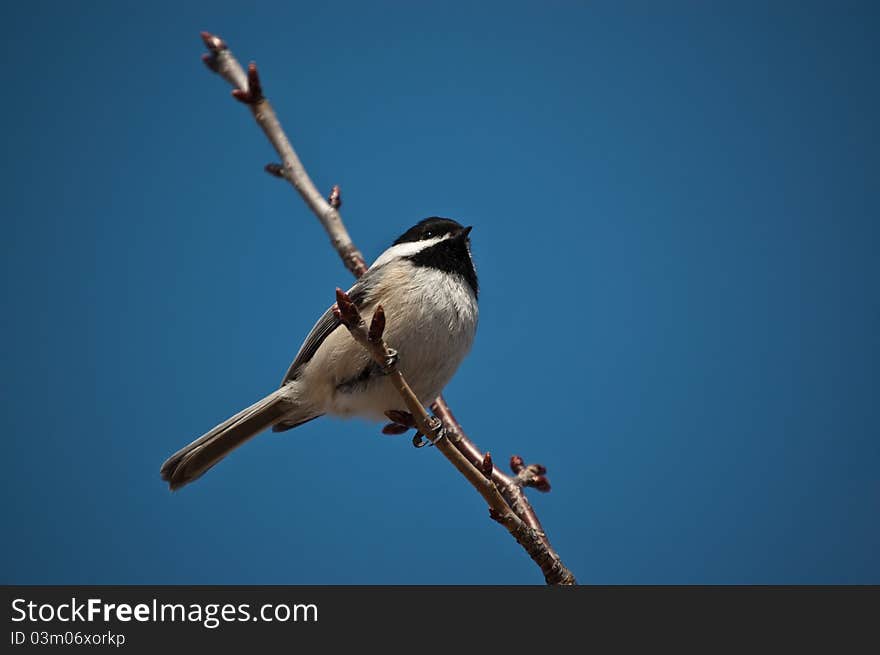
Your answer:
(1, 1), (877, 584)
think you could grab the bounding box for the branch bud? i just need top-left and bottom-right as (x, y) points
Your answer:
(481, 452), (494, 479)
(382, 423), (410, 435)
(200, 31), (227, 52)
(264, 163), (286, 178)
(231, 63), (264, 104)
(328, 184), (342, 209)
(246, 62), (263, 101)
(384, 410), (415, 427)
(369, 306), (386, 344)
(201, 53), (220, 73)
(334, 288), (360, 327)
(531, 475), (552, 493)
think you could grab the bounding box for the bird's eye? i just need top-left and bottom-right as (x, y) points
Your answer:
(424, 230), (433, 238)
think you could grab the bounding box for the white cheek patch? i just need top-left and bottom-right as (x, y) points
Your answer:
(369, 235), (450, 270)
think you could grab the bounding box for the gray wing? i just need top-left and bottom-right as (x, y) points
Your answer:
(279, 272), (377, 385)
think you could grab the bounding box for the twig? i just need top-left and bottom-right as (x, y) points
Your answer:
(200, 32), (367, 277)
(333, 290), (569, 581)
(199, 31), (576, 585)
(431, 398), (573, 582)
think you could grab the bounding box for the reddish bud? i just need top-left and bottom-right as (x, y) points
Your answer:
(246, 62), (263, 101)
(481, 452), (494, 479)
(382, 423), (410, 435)
(201, 53), (219, 73)
(264, 163), (285, 178)
(200, 31), (227, 52)
(385, 410), (415, 427)
(334, 288), (360, 326)
(531, 475), (552, 493)
(510, 455), (525, 474)
(230, 63), (263, 105)
(369, 306), (386, 343)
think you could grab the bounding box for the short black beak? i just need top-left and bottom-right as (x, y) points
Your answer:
(457, 225), (473, 239)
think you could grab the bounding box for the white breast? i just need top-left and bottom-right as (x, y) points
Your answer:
(296, 260), (478, 421)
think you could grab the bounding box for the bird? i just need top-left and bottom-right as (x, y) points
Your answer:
(160, 217), (478, 490)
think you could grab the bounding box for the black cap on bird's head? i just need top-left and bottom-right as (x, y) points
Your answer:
(395, 217), (478, 297)
(394, 217), (473, 245)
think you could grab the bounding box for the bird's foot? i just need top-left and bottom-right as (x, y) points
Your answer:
(381, 348), (398, 374)
(412, 415), (444, 448)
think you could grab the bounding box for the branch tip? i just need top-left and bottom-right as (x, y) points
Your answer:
(510, 457), (553, 492)
(200, 31), (227, 52)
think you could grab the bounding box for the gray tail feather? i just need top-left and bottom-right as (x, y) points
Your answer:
(161, 388), (293, 491)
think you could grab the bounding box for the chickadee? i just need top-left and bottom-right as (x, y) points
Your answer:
(161, 217), (478, 490)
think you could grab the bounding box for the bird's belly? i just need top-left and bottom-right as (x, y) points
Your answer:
(322, 272), (477, 421)
(327, 326), (474, 420)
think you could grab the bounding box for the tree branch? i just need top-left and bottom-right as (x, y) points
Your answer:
(332, 291), (572, 584)
(199, 31), (576, 585)
(200, 32), (367, 278)
(333, 293), (519, 520)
